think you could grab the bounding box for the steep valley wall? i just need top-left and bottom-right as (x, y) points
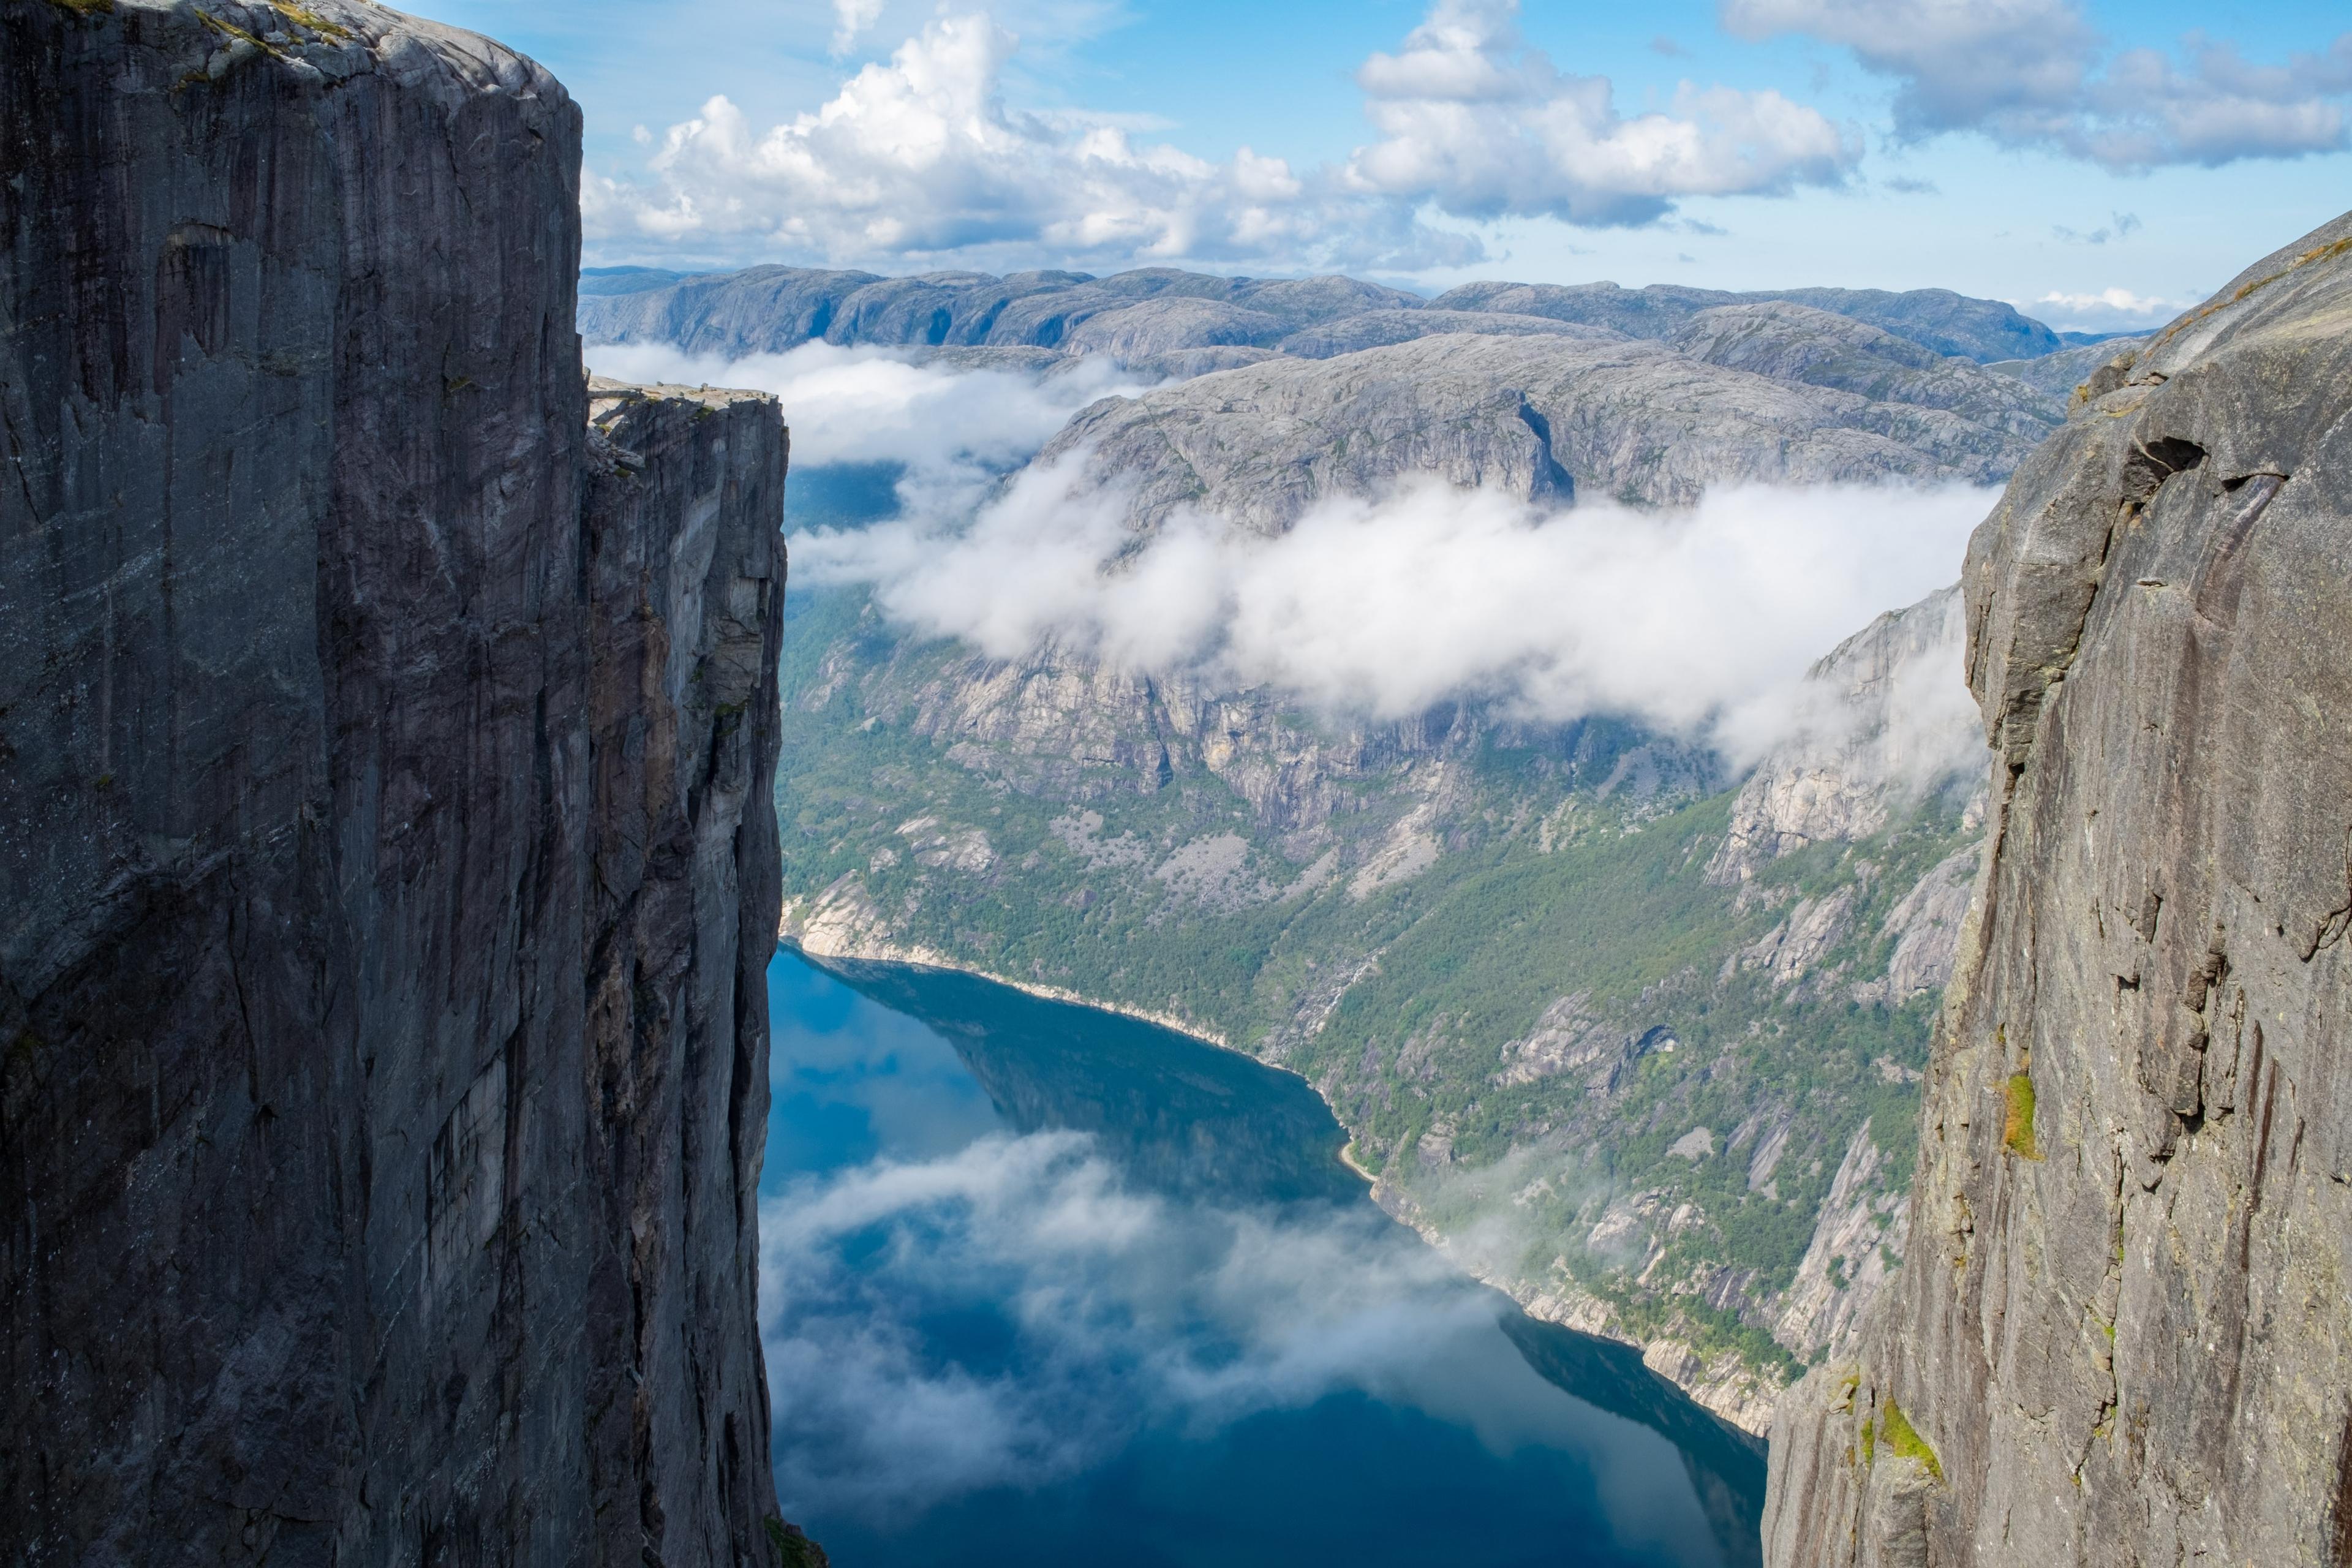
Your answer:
(1, 3), (791, 1562)
(1763, 213), (2352, 1566)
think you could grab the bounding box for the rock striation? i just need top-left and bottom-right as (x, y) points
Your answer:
(1763, 211), (2352, 1566)
(1667, 304), (2062, 441)
(1, 3), (792, 1562)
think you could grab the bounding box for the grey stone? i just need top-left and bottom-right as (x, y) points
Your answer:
(1667, 302), (2064, 439)
(1431, 280), (2066, 363)
(1985, 334), (2151, 400)
(1, 4), (793, 1562)
(1278, 308), (1622, 358)
(1036, 334), (2037, 537)
(1709, 586), (1977, 888)
(1763, 209), (2352, 1568)
(578, 263), (1422, 358)
(581, 262), (2067, 365)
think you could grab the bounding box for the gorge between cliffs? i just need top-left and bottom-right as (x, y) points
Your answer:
(10, 0), (2352, 1563)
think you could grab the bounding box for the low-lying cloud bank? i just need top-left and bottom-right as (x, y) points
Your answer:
(584, 339), (1152, 519)
(794, 458), (1996, 769)
(591, 341), (1994, 775)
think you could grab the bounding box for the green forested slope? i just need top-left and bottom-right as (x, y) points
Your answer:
(774, 582), (1977, 1424)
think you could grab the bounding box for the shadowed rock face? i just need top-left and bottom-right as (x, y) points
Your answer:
(1763, 211), (2352, 1567)
(1, 4), (790, 1563)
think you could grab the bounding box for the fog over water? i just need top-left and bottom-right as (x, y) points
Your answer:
(758, 948), (1766, 1567)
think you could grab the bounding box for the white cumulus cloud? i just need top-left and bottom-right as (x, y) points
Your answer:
(794, 453), (1994, 767)
(829, 0), (885, 55)
(1349, 0), (1858, 225)
(584, 338), (1158, 520)
(583, 13), (1461, 270)
(586, 0), (1858, 269)
(2029, 286), (2185, 331)
(1722, 0), (2352, 168)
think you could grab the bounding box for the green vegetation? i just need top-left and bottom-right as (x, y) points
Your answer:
(2003, 1070), (2041, 1159)
(47, 0), (114, 15)
(1878, 1398), (1943, 1481)
(196, 10), (286, 58)
(270, 1), (352, 37)
(772, 582), (1974, 1393)
(763, 1518), (823, 1567)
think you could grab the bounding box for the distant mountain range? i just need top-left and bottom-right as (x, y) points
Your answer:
(580, 262), (2139, 371)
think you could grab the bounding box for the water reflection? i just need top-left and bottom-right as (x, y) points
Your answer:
(762, 948), (1764, 1568)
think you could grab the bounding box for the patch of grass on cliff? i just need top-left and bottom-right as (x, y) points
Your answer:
(271, 2), (352, 38)
(46, 0), (113, 14)
(2002, 1071), (2041, 1159)
(1878, 1397), (1943, 1481)
(763, 1518), (826, 1567)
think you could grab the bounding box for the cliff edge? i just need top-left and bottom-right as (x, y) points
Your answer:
(1763, 212), (2352, 1565)
(1, 3), (790, 1562)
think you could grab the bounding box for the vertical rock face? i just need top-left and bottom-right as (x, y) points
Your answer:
(1, 4), (786, 1563)
(1763, 212), (2352, 1566)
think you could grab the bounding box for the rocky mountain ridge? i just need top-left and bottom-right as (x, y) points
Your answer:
(1, 4), (802, 1561)
(581, 262), (2073, 366)
(1763, 210), (2352, 1566)
(1035, 330), (2040, 535)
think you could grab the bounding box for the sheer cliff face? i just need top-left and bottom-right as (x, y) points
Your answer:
(1764, 213), (2352, 1567)
(1, 4), (785, 1563)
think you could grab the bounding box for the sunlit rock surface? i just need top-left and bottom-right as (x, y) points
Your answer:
(1765, 210), (2352, 1568)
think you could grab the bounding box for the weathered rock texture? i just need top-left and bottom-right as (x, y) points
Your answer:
(0, 4), (789, 1562)
(1763, 211), (2352, 1567)
(1035, 334), (2037, 537)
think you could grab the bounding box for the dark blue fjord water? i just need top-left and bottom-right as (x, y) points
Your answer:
(760, 948), (1765, 1568)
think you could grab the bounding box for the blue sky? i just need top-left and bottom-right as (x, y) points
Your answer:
(411, 0), (2352, 330)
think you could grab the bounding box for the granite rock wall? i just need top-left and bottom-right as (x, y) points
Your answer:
(1763, 211), (2352, 1567)
(1, 3), (788, 1562)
